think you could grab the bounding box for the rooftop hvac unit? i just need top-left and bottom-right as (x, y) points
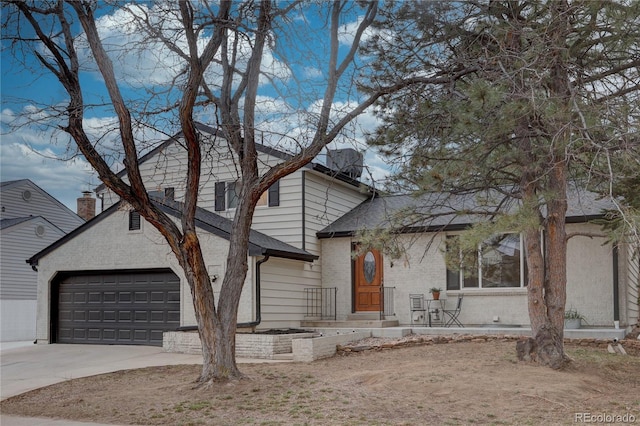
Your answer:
(326, 148), (364, 179)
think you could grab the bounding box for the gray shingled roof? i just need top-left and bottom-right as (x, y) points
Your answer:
(1, 216), (33, 230)
(28, 198), (317, 266)
(155, 198), (317, 261)
(317, 186), (617, 238)
(95, 122), (366, 193)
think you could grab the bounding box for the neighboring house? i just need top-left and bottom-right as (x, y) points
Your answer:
(1, 179), (86, 342)
(29, 124), (371, 345)
(317, 189), (639, 329)
(27, 124), (639, 347)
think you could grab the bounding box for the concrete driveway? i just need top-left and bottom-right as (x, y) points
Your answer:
(1, 343), (203, 400)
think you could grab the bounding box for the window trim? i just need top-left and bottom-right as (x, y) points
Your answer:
(446, 233), (527, 290)
(214, 179), (280, 211)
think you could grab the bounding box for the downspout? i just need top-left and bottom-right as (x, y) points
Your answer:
(301, 171), (306, 251)
(613, 245), (620, 322)
(237, 254), (270, 329)
(177, 255), (270, 332)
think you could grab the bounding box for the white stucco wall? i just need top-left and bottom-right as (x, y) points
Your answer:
(321, 223), (620, 327)
(34, 207), (253, 343)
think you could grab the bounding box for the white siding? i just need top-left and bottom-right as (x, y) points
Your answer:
(1, 218), (65, 300)
(258, 257), (320, 329)
(1, 180), (84, 233)
(304, 170), (369, 256)
(97, 136), (306, 247)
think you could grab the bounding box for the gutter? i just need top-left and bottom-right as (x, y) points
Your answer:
(613, 245), (620, 322)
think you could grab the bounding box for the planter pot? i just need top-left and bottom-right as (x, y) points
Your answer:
(432, 292), (440, 300)
(564, 318), (582, 329)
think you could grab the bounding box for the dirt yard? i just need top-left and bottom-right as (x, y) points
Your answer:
(2, 339), (639, 425)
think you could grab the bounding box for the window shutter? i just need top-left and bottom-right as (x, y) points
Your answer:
(214, 182), (226, 211)
(268, 180), (280, 207)
(129, 211), (141, 231)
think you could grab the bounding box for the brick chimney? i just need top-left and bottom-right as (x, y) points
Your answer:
(77, 191), (96, 221)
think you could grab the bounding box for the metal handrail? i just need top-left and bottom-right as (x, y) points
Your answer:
(380, 286), (396, 320)
(304, 287), (337, 320)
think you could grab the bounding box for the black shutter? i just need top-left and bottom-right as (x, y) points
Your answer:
(214, 182), (226, 211)
(268, 180), (280, 207)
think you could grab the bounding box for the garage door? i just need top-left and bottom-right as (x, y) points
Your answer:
(56, 270), (180, 346)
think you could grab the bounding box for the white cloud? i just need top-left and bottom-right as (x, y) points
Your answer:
(74, 3), (291, 90)
(0, 106), (172, 211)
(0, 136), (95, 212)
(338, 16), (377, 46)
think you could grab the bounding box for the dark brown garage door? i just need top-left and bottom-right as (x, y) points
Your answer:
(56, 270), (180, 346)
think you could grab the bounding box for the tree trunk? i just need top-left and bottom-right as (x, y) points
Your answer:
(177, 229), (243, 385)
(516, 0), (572, 370)
(518, 152), (571, 369)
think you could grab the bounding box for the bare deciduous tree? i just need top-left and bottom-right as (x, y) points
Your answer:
(2, 0), (427, 384)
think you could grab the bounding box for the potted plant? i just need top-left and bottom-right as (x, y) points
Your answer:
(564, 308), (586, 329)
(430, 287), (442, 300)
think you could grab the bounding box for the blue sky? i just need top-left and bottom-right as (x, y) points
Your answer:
(1, 2), (390, 213)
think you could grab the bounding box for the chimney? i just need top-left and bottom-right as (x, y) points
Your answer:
(77, 191), (96, 221)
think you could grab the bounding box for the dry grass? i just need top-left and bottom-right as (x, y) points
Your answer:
(2, 341), (639, 425)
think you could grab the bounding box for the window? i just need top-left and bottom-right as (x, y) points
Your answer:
(214, 180), (280, 211)
(164, 187), (175, 200)
(129, 211), (141, 231)
(446, 233), (526, 290)
(227, 181), (241, 209)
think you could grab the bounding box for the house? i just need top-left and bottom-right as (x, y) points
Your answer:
(1, 179), (86, 342)
(27, 124), (639, 347)
(28, 124), (372, 346)
(317, 189), (639, 329)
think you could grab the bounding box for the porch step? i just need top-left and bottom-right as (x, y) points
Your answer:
(300, 319), (399, 328)
(271, 353), (294, 361)
(346, 313), (381, 321)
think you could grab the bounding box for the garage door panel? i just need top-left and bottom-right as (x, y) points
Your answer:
(118, 311), (132, 322)
(118, 292), (132, 303)
(57, 270), (180, 346)
(135, 292), (148, 303)
(134, 311), (148, 321)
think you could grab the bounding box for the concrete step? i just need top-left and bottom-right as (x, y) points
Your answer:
(346, 313), (381, 321)
(301, 319), (399, 328)
(271, 353), (294, 361)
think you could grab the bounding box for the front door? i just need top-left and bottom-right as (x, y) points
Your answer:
(354, 247), (383, 312)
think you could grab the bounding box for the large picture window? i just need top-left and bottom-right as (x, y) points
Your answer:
(446, 234), (526, 290)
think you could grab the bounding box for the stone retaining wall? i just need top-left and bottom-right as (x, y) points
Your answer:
(164, 331), (317, 359)
(337, 333), (640, 355)
(292, 331), (371, 362)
